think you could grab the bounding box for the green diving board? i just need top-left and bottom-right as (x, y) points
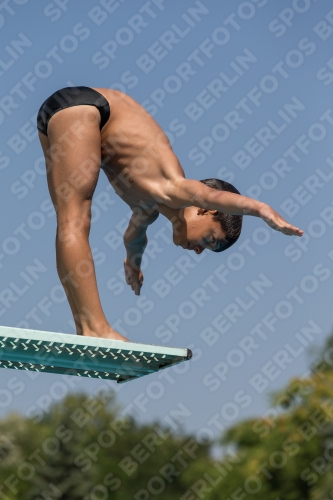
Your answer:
(0, 326), (192, 383)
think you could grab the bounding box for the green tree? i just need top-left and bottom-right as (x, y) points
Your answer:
(207, 332), (333, 500)
(0, 389), (214, 499)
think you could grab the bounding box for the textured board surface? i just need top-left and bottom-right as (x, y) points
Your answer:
(0, 326), (192, 383)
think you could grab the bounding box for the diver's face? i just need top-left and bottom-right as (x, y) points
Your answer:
(172, 207), (226, 254)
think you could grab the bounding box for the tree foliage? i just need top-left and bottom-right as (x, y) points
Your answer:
(0, 388), (212, 499)
(208, 332), (333, 500)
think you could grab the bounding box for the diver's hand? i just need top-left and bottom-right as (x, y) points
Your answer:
(259, 204), (303, 236)
(124, 258), (144, 295)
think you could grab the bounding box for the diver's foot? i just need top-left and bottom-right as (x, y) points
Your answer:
(81, 327), (129, 342)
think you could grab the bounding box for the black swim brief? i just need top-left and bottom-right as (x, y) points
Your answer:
(37, 86), (110, 136)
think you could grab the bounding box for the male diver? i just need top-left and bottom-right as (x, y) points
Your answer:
(37, 87), (303, 341)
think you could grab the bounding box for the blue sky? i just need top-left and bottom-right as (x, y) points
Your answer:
(0, 0), (333, 439)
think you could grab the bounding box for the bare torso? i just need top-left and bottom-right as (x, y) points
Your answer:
(94, 88), (184, 213)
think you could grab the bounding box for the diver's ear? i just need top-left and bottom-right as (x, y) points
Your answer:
(197, 208), (218, 216)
